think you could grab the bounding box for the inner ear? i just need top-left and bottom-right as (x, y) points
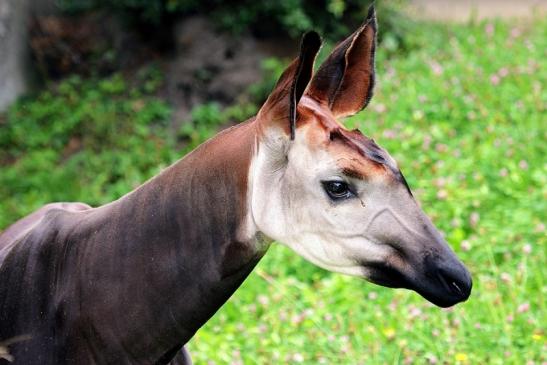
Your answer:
(257, 31), (321, 141)
(307, 5), (377, 118)
(289, 31), (322, 140)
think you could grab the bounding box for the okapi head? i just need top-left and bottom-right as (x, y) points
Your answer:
(251, 7), (471, 307)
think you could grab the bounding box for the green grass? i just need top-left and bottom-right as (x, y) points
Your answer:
(0, 67), (176, 228)
(1, 17), (545, 364)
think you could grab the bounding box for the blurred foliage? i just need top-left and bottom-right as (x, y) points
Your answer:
(178, 101), (257, 150)
(247, 57), (289, 104)
(0, 63), (260, 228)
(57, 0), (415, 52)
(0, 66), (174, 227)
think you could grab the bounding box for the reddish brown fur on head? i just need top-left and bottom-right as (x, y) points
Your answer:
(291, 96), (399, 185)
(257, 6), (379, 160)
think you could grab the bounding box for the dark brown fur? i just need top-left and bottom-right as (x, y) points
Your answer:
(0, 120), (260, 365)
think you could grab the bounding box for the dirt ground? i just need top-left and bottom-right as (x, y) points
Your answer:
(409, 0), (547, 21)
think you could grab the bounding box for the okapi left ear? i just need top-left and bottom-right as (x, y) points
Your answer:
(307, 5), (377, 118)
(258, 31), (322, 140)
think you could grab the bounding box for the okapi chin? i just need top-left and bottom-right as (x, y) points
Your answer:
(0, 6), (471, 365)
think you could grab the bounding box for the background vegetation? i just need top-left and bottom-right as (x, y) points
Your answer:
(57, 0), (411, 48)
(0, 2), (545, 364)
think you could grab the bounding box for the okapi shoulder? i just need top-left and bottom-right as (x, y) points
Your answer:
(0, 202), (91, 271)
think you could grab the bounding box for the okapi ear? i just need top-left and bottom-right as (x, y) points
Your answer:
(258, 31), (322, 140)
(307, 5), (377, 118)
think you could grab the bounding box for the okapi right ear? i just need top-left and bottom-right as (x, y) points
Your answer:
(258, 31), (322, 140)
(307, 6), (377, 119)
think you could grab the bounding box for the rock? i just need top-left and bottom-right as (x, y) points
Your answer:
(29, 14), (128, 78)
(0, 0), (30, 112)
(167, 16), (266, 126)
(0, 0), (61, 112)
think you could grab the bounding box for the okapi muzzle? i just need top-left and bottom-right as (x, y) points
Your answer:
(0, 6), (471, 365)
(361, 197), (472, 307)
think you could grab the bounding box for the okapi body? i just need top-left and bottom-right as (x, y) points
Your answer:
(0, 7), (471, 364)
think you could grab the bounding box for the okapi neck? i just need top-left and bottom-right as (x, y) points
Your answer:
(85, 118), (263, 362)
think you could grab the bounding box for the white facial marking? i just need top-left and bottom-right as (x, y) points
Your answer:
(247, 118), (437, 283)
(249, 125), (372, 275)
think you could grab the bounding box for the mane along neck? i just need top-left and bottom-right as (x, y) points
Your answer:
(75, 118), (265, 363)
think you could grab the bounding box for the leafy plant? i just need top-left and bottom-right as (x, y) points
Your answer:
(178, 102), (257, 149)
(0, 67), (173, 228)
(57, 0), (415, 50)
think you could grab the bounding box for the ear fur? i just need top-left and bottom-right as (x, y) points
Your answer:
(258, 31), (321, 139)
(307, 5), (377, 118)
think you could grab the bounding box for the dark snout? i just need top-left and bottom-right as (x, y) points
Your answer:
(361, 198), (472, 307)
(365, 242), (472, 308)
(416, 254), (472, 308)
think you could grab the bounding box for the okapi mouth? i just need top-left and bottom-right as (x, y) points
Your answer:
(363, 260), (472, 308)
(364, 261), (412, 289)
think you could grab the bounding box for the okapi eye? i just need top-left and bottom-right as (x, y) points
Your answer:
(322, 181), (353, 200)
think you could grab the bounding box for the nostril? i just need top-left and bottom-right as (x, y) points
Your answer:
(437, 267), (472, 298)
(451, 281), (463, 295)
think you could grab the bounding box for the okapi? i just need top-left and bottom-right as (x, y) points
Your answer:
(0, 7), (471, 365)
